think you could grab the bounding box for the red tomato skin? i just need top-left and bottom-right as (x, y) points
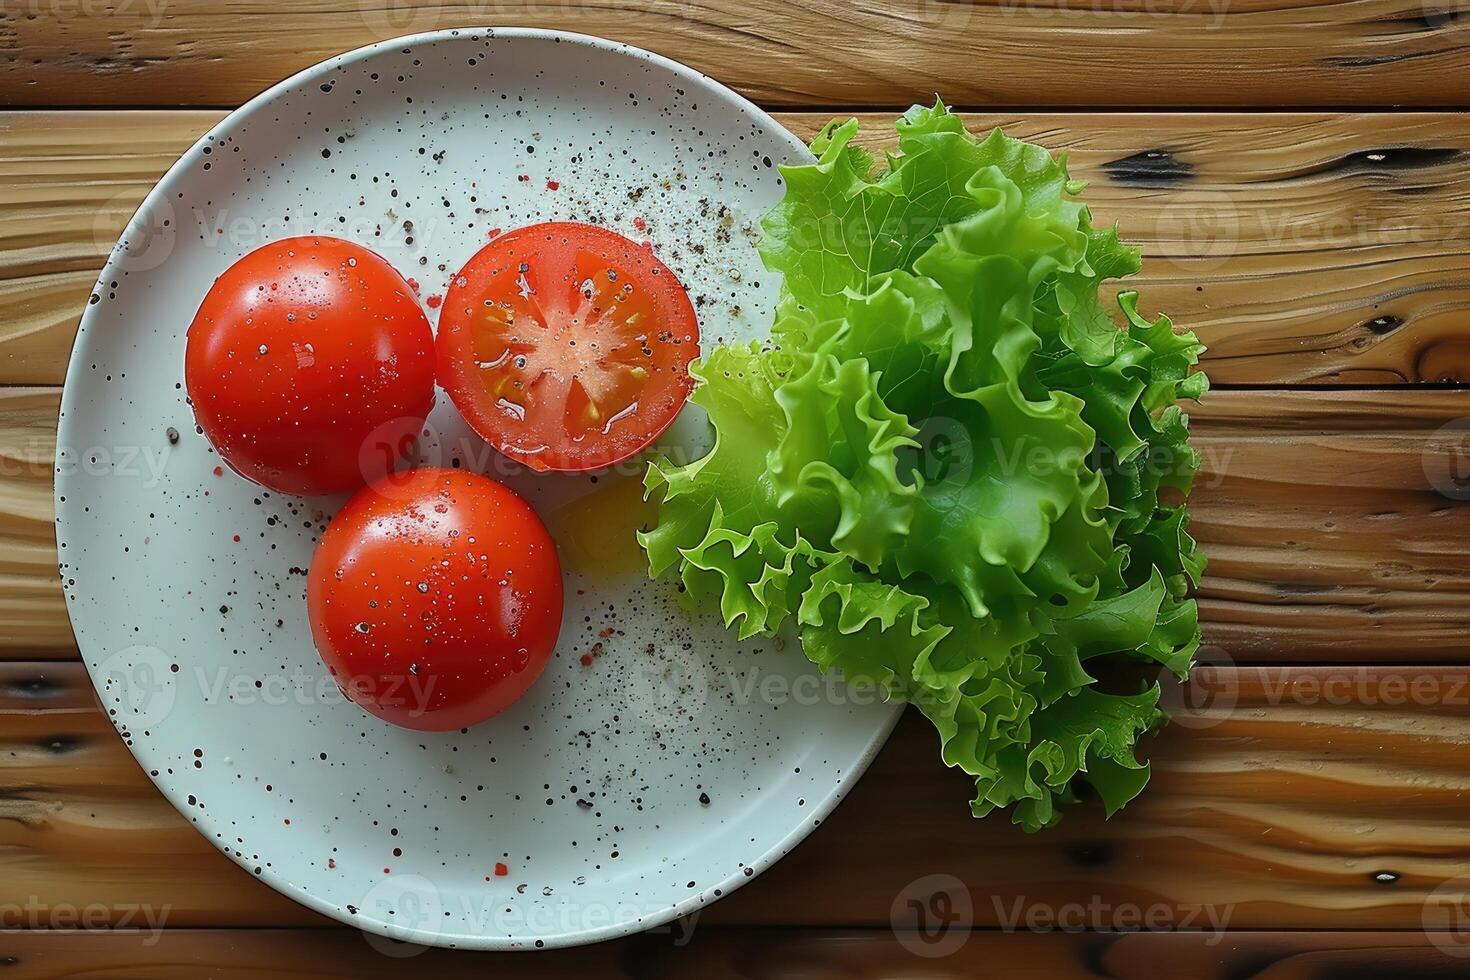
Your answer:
(185, 237), (435, 496)
(307, 468), (563, 731)
(436, 222), (699, 474)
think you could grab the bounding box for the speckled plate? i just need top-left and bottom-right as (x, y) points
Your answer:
(57, 29), (901, 950)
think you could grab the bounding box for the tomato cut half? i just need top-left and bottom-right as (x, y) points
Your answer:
(435, 222), (699, 472)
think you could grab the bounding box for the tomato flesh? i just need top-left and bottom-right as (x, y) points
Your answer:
(185, 237), (435, 496)
(436, 222), (698, 472)
(307, 469), (563, 731)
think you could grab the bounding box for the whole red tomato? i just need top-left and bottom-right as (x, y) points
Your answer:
(307, 468), (564, 730)
(185, 237), (435, 495)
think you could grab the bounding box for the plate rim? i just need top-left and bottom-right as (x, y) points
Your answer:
(56, 25), (903, 951)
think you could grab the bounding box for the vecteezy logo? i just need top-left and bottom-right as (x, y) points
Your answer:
(97, 190), (178, 275)
(898, 414), (974, 488)
(357, 415), (439, 495)
(1424, 875), (1470, 957)
(1150, 188), (1240, 273)
(890, 873), (972, 958)
(627, 643), (709, 731)
(1423, 418), (1470, 502)
(359, 873), (443, 957)
(94, 644), (176, 730)
(356, 0), (443, 39)
(1156, 644), (1238, 730)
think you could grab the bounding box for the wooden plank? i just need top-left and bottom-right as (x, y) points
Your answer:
(8, 387), (1470, 662)
(5, 662), (1470, 930)
(0, 388), (65, 657)
(0, 112), (213, 385)
(0, 928), (1464, 979)
(2, 1), (1469, 109)
(1189, 390), (1470, 660)
(5, 110), (1470, 387)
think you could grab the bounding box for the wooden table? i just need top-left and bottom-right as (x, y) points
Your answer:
(5, 4), (1470, 977)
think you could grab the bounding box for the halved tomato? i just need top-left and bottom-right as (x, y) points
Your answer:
(435, 222), (699, 472)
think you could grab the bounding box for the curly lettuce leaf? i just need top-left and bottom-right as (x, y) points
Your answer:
(639, 101), (1208, 831)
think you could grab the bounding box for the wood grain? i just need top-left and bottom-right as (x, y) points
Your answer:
(1190, 389), (1470, 660)
(0, 112), (212, 385)
(6, 110), (1470, 387)
(3, 1), (1470, 109)
(7, 0), (1469, 960)
(0, 389), (65, 657)
(7, 387), (1470, 662)
(6, 661), (1470, 930)
(1, 928), (1466, 979)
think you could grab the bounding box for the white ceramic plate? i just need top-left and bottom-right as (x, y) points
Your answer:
(57, 29), (900, 950)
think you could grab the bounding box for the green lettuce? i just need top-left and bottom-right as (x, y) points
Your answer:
(638, 102), (1208, 831)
